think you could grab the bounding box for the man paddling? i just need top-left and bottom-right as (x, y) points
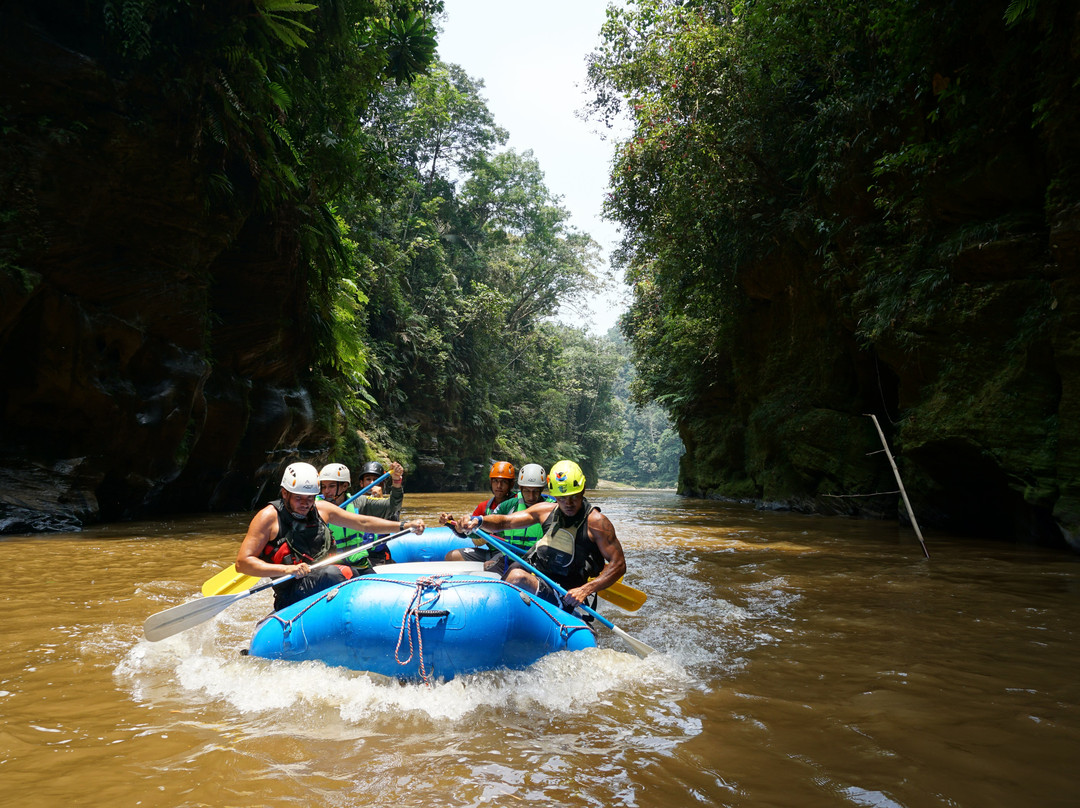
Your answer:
(319, 460), (406, 521)
(444, 460), (518, 562)
(480, 463), (555, 573)
(442, 460), (626, 611)
(237, 462), (424, 611)
(356, 460), (405, 505)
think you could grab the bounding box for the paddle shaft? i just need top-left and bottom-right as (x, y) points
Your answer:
(339, 471), (391, 509)
(201, 487), (402, 599)
(243, 524), (412, 594)
(144, 528), (413, 641)
(470, 526), (655, 657)
(467, 534), (645, 611)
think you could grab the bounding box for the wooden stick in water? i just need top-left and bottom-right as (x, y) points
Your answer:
(866, 413), (930, 559)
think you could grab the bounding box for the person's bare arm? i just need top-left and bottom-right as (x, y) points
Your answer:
(457, 501), (555, 533)
(317, 499), (423, 534)
(561, 511), (627, 607)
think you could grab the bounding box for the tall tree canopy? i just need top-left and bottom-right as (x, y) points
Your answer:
(583, 0), (1080, 544)
(329, 59), (621, 486)
(587, 0), (1076, 422)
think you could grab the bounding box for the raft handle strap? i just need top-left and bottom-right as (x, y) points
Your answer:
(395, 575), (451, 686)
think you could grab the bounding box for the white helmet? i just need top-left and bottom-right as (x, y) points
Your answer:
(280, 462), (320, 495)
(518, 463), (547, 488)
(318, 463), (351, 484)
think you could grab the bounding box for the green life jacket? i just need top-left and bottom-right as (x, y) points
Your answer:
(495, 493), (552, 552)
(318, 496), (373, 568)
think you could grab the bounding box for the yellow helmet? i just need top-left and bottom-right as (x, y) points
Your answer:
(547, 460), (585, 496)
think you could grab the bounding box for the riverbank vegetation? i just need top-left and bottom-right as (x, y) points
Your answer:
(601, 329), (683, 488)
(343, 61), (627, 485)
(582, 0), (1080, 544)
(4, 1), (1076, 537)
(97, 1), (634, 485)
(586, 0), (1076, 425)
(2, 0), (661, 536)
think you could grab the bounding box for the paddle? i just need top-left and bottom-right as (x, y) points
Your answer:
(345, 471), (391, 503)
(469, 526), (655, 658)
(145, 528), (413, 642)
(590, 577), (646, 612)
(200, 470), (392, 597)
(467, 535), (647, 612)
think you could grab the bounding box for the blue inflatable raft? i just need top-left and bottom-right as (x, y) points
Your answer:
(384, 525), (475, 563)
(246, 557), (598, 682)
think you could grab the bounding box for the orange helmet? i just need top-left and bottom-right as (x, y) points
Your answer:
(489, 461), (516, 480)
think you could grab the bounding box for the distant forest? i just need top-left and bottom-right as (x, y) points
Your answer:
(601, 329), (683, 488)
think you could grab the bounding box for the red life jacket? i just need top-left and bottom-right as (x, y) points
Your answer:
(259, 499), (333, 566)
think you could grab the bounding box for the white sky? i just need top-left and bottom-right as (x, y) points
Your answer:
(436, 1), (630, 336)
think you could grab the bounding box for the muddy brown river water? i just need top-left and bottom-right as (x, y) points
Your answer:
(2, 490), (1077, 807)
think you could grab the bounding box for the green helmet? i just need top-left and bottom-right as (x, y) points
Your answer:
(547, 460), (585, 496)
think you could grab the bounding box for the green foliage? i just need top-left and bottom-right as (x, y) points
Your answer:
(93, 0), (446, 423)
(256, 0), (318, 49)
(383, 62), (507, 184)
(43, 2), (624, 482)
(586, 0), (1073, 431)
(490, 324), (624, 483)
(95, 0), (442, 210)
(102, 0), (154, 58)
(1003, 0), (1041, 25)
(375, 11), (440, 85)
(332, 60), (621, 478)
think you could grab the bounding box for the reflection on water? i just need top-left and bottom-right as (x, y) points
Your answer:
(2, 490), (1079, 807)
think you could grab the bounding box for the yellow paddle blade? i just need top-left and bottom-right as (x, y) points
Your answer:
(594, 577), (647, 612)
(201, 564), (260, 597)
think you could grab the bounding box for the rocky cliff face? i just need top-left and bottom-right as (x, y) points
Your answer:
(678, 178), (1080, 550)
(0, 9), (331, 532)
(670, 1), (1080, 551)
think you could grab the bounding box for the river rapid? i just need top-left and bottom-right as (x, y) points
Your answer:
(2, 490), (1078, 807)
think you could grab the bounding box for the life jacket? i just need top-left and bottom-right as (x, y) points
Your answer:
(323, 498), (361, 544)
(525, 498), (605, 589)
(319, 499), (378, 569)
(351, 487), (404, 556)
(498, 493), (551, 552)
(259, 499), (333, 566)
(475, 496), (501, 516)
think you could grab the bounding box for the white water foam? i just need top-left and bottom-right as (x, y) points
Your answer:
(116, 587), (692, 727)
